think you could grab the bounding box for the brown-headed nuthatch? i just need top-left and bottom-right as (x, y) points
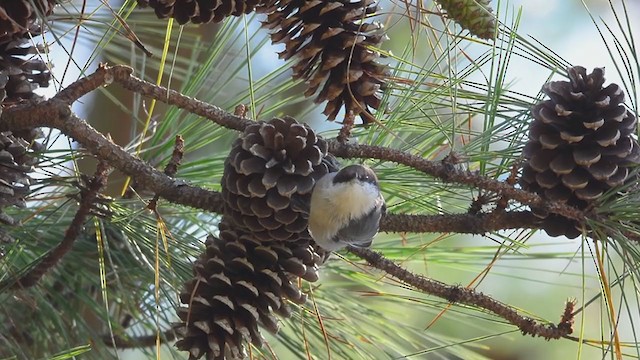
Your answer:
(308, 164), (385, 251)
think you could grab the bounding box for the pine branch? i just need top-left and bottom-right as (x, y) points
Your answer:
(0, 99), (225, 214)
(0, 96), (544, 236)
(148, 135), (185, 211)
(347, 246), (575, 340)
(381, 210), (537, 233)
(54, 64), (253, 131)
(328, 141), (587, 223)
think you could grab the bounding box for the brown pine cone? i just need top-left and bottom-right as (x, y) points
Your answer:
(0, 131), (40, 225)
(520, 66), (640, 238)
(260, 0), (389, 122)
(221, 116), (339, 242)
(174, 222), (326, 359)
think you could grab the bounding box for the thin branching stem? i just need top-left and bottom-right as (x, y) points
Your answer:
(347, 246), (575, 340)
(0, 94), (543, 235)
(80, 66), (585, 224)
(54, 64), (253, 131)
(329, 141), (587, 223)
(164, 135), (185, 178)
(148, 135), (185, 211)
(0, 65), (563, 236)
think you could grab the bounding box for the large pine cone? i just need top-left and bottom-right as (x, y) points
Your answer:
(520, 66), (640, 238)
(260, 0), (389, 122)
(221, 116), (338, 242)
(174, 222), (325, 359)
(136, 0), (266, 24)
(0, 1), (56, 43)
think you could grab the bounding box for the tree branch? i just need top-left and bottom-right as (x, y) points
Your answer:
(55, 64), (253, 131)
(0, 99), (225, 214)
(329, 141), (587, 223)
(381, 210), (537, 233)
(148, 135), (185, 211)
(347, 246), (575, 340)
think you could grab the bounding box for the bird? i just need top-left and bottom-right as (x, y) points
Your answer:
(307, 164), (385, 251)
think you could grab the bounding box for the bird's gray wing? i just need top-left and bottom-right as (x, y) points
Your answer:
(332, 202), (384, 247)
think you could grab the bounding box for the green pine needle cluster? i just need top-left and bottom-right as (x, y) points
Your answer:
(434, 0), (497, 39)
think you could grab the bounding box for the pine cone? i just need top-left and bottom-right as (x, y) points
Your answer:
(434, 0), (496, 39)
(0, 33), (50, 215)
(221, 116), (339, 242)
(0, 131), (39, 225)
(0, 1), (56, 43)
(0, 34), (52, 105)
(136, 0), (265, 24)
(174, 222), (325, 359)
(260, 0), (389, 122)
(0, 24), (51, 109)
(520, 66), (640, 238)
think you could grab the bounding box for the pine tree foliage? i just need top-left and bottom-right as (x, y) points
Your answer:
(1, 1), (640, 360)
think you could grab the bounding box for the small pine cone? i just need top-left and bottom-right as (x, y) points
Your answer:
(136, 0), (265, 25)
(520, 66), (640, 238)
(434, 0), (496, 40)
(174, 223), (326, 359)
(0, 131), (39, 225)
(221, 116), (339, 242)
(0, 35), (52, 105)
(260, 0), (389, 122)
(0, 1), (56, 43)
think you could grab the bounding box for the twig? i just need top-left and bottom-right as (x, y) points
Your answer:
(54, 64), (253, 131)
(5, 161), (111, 290)
(148, 135), (185, 211)
(70, 173), (115, 218)
(163, 135), (185, 177)
(347, 246), (575, 340)
(337, 110), (355, 143)
(102, 328), (177, 348)
(329, 141), (586, 223)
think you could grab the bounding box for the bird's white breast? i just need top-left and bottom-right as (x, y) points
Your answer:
(308, 173), (380, 248)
